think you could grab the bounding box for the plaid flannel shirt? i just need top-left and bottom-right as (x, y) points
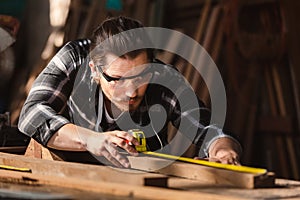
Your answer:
(18, 39), (233, 157)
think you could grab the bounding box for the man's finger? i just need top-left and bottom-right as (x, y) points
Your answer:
(116, 131), (139, 146)
(105, 142), (131, 168)
(111, 135), (138, 156)
(101, 149), (124, 168)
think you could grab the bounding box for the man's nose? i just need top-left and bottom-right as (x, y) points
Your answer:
(125, 81), (138, 98)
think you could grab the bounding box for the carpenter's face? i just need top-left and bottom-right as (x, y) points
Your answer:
(98, 52), (152, 112)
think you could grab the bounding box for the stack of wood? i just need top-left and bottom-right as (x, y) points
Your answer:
(158, 0), (300, 180)
(222, 0), (300, 180)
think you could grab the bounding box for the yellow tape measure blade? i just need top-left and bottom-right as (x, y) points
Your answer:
(0, 164), (32, 173)
(143, 151), (267, 174)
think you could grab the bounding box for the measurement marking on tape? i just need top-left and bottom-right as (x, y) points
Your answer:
(143, 151), (267, 174)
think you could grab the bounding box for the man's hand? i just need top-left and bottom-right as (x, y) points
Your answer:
(208, 137), (241, 165)
(85, 130), (139, 168)
(47, 124), (139, 168)
(195, 137), (242, 165)
(206, 148), (240, 165)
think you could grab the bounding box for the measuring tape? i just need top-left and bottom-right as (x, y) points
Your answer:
(143, 151), (267, 174)
(0, 164), (31, 173)
(128, 129), (267, 174)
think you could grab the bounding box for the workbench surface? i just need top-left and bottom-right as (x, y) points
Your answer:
(0, 152), (300, 200)
(0, 177), (299, 200)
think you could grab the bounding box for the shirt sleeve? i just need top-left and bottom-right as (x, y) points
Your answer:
(165, 68), (240, 158)
(18, 39), (90, 146)
(171, 94), (240, 157)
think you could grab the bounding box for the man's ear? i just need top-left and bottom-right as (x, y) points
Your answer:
(89, 61), (96, 72)
(89, 61), (100, 83)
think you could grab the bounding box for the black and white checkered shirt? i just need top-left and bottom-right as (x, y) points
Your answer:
(18, 39), (232, 157)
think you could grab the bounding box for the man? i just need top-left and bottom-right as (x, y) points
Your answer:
(18, 16), (241, 168)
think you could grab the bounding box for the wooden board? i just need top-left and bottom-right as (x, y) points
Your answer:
(128, 155), (275, 189)
(0, 152), (167, 188)
(0, 169), (246, 200)
(0, 153), (299, 199)
(0, 151), (275, 189)
(22, 139), (273, 188)
(169, 178), (300, 200)
(0, 169), (299, 200)
(0, 181), (118, 200)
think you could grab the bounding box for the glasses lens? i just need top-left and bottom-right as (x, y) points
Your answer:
(113, 71), (152, 89)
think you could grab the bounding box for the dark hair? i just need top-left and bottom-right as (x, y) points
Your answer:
(90, 16), (154, 66)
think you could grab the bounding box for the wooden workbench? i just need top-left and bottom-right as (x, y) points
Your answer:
(0, 152), (299, 200)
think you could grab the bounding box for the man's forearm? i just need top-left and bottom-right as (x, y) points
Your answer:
(47, 123), (92, 151)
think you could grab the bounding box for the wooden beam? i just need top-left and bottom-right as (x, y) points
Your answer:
(0, 169), (245, 200)
(24, 138), (54, 160)
(0, 151), (275, 189)
(24, 138), (42, 159)
(0, 152), (167, 187)
(128, 155), (275, 189)
(184, 0), (211, 82)
(0, 146), (27, 154)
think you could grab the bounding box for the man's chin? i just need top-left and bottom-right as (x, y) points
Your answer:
(113, 101), (139, 112)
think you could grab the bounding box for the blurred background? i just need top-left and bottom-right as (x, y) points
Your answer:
(0, 0), (299, 180)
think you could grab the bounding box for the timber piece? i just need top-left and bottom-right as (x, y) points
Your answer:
(191, 4), (222, 104)
(264, 67), (289, 178)
(0, 169), (245, 200)
(128, 155), (275, 189)
(184, 0), (211, 81)
(0, 146), (27, 154)
(24, 138), (53, 160)
(155, 28), (184, 64)
(79, 0), (105, 38)
(289, 61), (300, 132)
(0, 152), (167, 187)
(272, 66), (299, 180)
(169, 178), (300, 200)
(24, 138), (42, 159)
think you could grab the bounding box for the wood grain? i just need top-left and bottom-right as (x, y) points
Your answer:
(128, 155), (275, 189)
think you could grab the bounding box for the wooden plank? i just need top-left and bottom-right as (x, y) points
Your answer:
(0, 152), (274, 189)
(24, 138), (42, 159)
(192, 4), (222, 103)
(0, 152), (167, 187)
(264, 67), (290, 178)
(24, 138), (54, 160)
(272, 66), (299, 180)
(155, 28), (184, 64)
(133, 0), (151, 25)
(79, 0), (105, 38)
(0, 146), (27, 154)
(289, 61), (300, 132)
(169, 178), (300, 200)
(128, 155), (275, 189)
(0, 169), (246, 200)
(184, 0), (211, 81)
(282, 0), (300, 133)
(1, 169), (300, 200)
